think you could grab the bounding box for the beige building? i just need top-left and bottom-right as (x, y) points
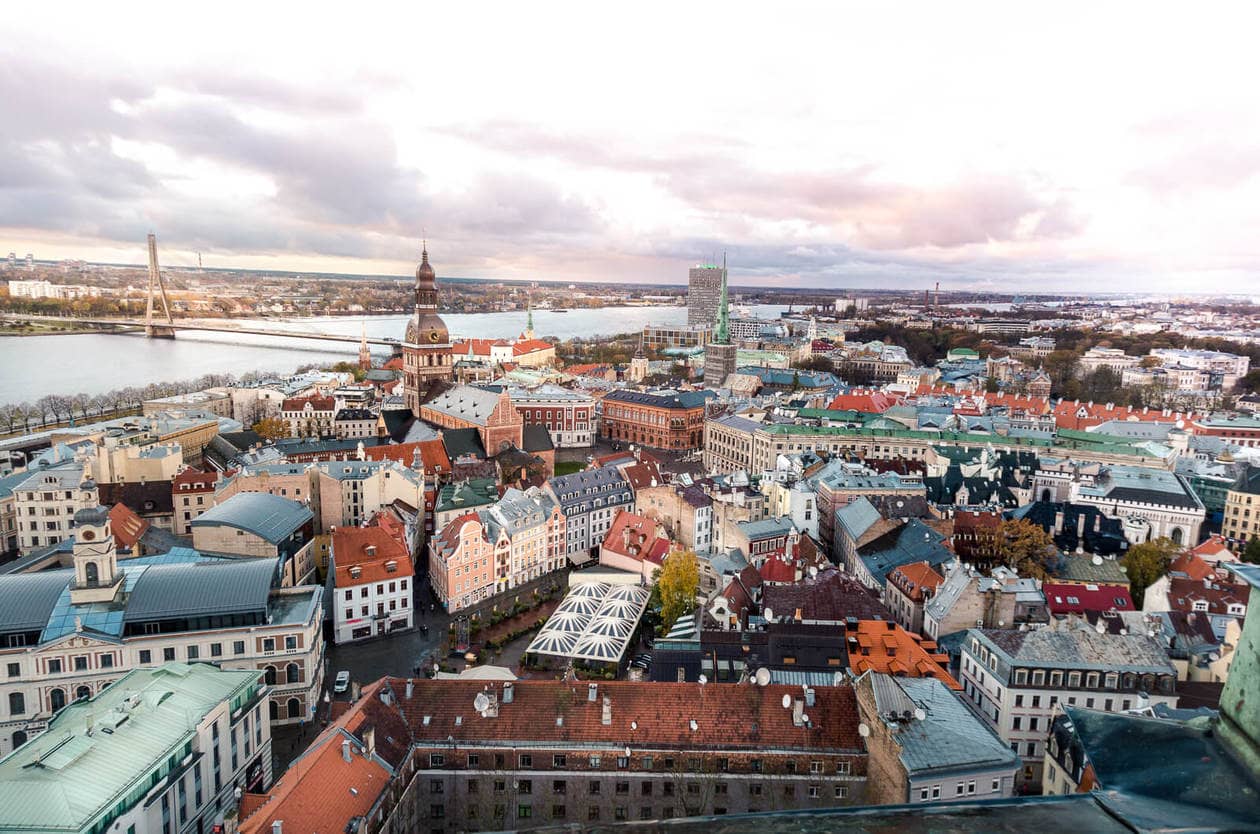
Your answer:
(191, 492), (317, 586)
(1222, 465), (1260, 552)
(0, 508), (325, 757)
(12, 463), (96, 555)
(89, 439), (184, 485)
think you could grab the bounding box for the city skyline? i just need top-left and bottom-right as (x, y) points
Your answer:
(3, 3), (1260, 292)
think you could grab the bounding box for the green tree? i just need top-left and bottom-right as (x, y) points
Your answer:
(655, 549), (699, 633)
(996, 519), (1058, 580)
(1121, 537), (1180, 604)
(1242, 537), (1260, 565)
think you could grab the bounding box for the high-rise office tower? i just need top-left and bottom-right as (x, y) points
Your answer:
(687, 262), (726, 327)
(703, 259), (737, 389)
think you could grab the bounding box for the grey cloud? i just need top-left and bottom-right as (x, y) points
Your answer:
(1127, 143), (1260, 194)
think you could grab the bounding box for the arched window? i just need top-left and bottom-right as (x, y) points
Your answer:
(11, 731), (27, 750)
(49, 688), (66, 712)
(84, 562), (99, 586)
(286, 663), (301, 684)
(1170, 527), (1184, 546)
(75, 685), (91, 702)
(286, 697), (302, 719)
(1040, 489), (1052, 503)
(269, 699), (279, 722)
(264, 666), (277, 686)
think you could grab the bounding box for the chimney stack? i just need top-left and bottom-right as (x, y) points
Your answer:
(406, 679), (414, 699)
(342, 739), (352, 762)
(272, 822), (283, 834)
(601, 696), (612, 726)
(503, 681), (514, 704)
(363, 726), (376, 758)
(1053, 510), (1064, 535)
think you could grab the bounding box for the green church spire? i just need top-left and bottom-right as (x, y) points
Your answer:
(713, 252), (730, 345)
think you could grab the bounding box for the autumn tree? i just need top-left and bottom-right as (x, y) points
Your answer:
(252, 416), (290, 442)
(655, 549), (699, 633)
(1122, 537), (1179, 604)
(996, 519), (1059, 580)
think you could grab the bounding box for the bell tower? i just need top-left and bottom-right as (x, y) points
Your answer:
(69, 506), (122, 604)
(402, 243), (454, 412)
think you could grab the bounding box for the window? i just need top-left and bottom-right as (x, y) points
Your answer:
(467, 754), (479, 767)
(285, 636), (297, 651)
(100, 654), (114, 669)
(967, 781), (976, 795)
(430, 753), (445, 767)
(8, 692), (24, 716)
(616, 781), (629, 795)
(920, 787), (929, 801)
(263, 638), (275, 652)
(810, 761), (823, 773)
(931, 785), (941, 800)
(5, 663), (17, 678)
(552, 805), (566, 819)
(992, 779), (1001, 792)
(233, 641), (245, 655)
(187, 645), (199, 660)
(519, 754), (532, 768)
(519, 780), (532, 795)
(836, 786), (848, 799)
(48, 659), (62, 674)
(808, 785), (820, 798)
(139, 650), (152, 665)
(589, 781), (600, 795)
(553, 779), (566, 794)
(617, 756), (629, 768)
(163, 648), (175, 662)
(1015, 694), (1024, 708)
(837, 761), (851, 775)
(1012, 716), (1022, 731)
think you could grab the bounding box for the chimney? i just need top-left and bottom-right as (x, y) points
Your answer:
(406, 679), (414, 699)
(272, 822), (283, 834)
(363, 726), (376, 758)
(1053, 510), (1064, 535)
(503, 682), (514, 704)
(601, 696), (612, 726)
(792, 698), (805, 727)
(342, 739), (352, 762)
(805, 687), (816, 707)
(588, 683), (598, 702)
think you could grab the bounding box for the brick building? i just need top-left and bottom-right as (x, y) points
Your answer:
(600, 389), (715, 450)
(172, 467), (218, 535)
(418, 385), (524, 456)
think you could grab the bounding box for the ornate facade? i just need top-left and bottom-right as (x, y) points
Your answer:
(403, 245), (453, 413)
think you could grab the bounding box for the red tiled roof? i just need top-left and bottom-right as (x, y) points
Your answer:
(826, 391), (901, 413)
(1167, 576), (1250, 616)
(887, 561), (944, 603)
(1188, 535), (1234, 562)
(108, 503), (149, 548)
(602, 509), (670, 564)
(381, 356), (404, 371)
(238, 727), (392, 834)
(621, 460), (664, 491)
(390, 678), (865, 751)
(512, 338), (553, 355)
(1043, 582), (1135, 615)
(363, 438), (451, 473)
(333, 526), (413, 588)
(172, 467), (217, 492)
(1169, 552), (1215, 582)
(281, 395), (335, 412)
(1051, 400), (1194, 431)
(850, 620), (960, 689)
(564, 363), (611, 376)
(758, 557), (798, 584)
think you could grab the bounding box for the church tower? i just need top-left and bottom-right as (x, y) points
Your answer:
(402, 243), (453, 413)
(523, 291), (535, 341)
(69, 505), (122, 604)
(703, 254), (737, 389)
(629, 332), (649, 383)
(358, 321), (372, 371)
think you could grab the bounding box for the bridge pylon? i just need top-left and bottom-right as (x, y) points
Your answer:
(145, 233), (175, 339)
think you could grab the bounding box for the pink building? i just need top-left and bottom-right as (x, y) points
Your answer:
(598, 509), (671, 582)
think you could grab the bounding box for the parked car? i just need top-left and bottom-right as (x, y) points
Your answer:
(333, 670), (351, 693)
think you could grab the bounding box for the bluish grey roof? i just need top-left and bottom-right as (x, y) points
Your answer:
(873, 674), (1020, 776)
(836, 496), (883, 540)
(191, 492), (312, 543)
(546, 466), (632, 515)
(0, 572), (73, 634)
(124, 558), (278, 622)
(736, 517), (797, 539)
(858, 520), (953, 586)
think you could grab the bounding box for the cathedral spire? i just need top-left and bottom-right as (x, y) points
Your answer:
(524, 290), (535, 340)
(712, 252), (730, 345)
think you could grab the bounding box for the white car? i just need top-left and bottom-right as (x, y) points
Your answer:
(333, 670), (351, 693)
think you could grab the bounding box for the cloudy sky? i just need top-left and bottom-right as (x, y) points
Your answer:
(2, 2), (1258, 291)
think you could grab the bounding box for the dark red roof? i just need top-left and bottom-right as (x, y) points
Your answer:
(1167, 576), (1250, 616)
(761, 568), (891, 623)
(1043, 582), (1135, 615)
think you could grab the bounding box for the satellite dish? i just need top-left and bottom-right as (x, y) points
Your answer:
(473, 692), (490, 713)
(801, 714), (810, 724)
(1092, 555), (1103, 566)
(625, 747), (632, 758)
(698, 674), (708, 686)
(914, 708), (927, 721)
(763, 606), (774, 622)
(782, 694), (792, 709)
(858, 723), (870, 738)
(631, 720), (638, 730)
(754, 668), (771, 687)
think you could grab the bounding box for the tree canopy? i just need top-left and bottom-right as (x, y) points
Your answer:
(996, 519), (1058, 580)
(656, 549), (700, 633)
(1121, 537), (1180, 604)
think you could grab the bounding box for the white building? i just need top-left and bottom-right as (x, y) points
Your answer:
(330, 526), (414, 643)
(0, 507), (326, 757)
(12, 462), (96, 554)
(958, 619), (1178, 790)
(0, 663), (272, 834)
(544, 466), (634, 564)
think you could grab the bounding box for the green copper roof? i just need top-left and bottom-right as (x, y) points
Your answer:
(0, 663), (260, 832)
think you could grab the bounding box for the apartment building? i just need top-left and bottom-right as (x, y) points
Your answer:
(331, 525), (414, 643)
(172, 467), (218, 536)
(280, 395), (336, 438)
(958, 619), (1178, 789)
(13, 462), (95, 554)
(544, 466), (633, 565)
(509, 384), (596, 448)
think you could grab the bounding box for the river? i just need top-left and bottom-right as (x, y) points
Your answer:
(0, 304), (790, 405)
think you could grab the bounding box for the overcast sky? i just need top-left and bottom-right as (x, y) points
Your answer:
(3, 2), (1259, 291)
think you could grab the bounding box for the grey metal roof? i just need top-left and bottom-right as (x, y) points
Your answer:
(190, 492), (312, 543)
(872, 674), (1020, 776)
(0, 571), (74, 634)
(124, 558), (278, 622)
(976, 618), (1177, 673)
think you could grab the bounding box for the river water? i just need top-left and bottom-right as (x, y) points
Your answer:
(1, 304), (789, 405)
